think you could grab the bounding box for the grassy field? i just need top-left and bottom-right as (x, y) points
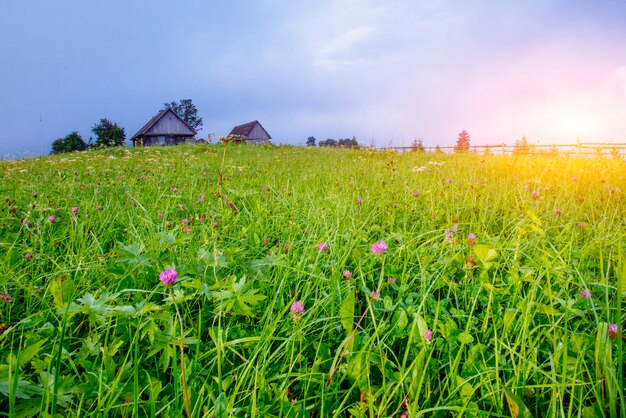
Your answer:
(0, 144), (624, 417)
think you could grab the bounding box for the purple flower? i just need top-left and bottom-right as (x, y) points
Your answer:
(424, 329), (433, 341)
(553, 209), (561, 216)
(290, 300), (305, 315)
(445, 229), (455, 241)
(317, 242), (329, 251)
(33, 191), (38, 198)
(580, 290), (592, 298)
(71, 207), (78, 215)
(608, 324), (619, 339)
(357, 197), (363, 205)
(181, 218), (189, 224)
(387, 276), (396, 284)
(96, 205), (103, 211)
(48, 216), (56, 223)
(371, 290), (380, 298)
(343, 270), (353, 279)
(24, 253), (33, 260)
(467, 233), (476, 246)
(1, 292), (11, 302)
(290, 300), (305, 322)
(21, 219), (30, 227)
(157, 213), (163, 219)
(413, 190), (420, 197)
(371, 241), (388, 254)
(531, 191), (539, 200)
(159, 268), (178, 286)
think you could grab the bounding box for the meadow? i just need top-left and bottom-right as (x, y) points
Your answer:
(0, 144), (624, 417)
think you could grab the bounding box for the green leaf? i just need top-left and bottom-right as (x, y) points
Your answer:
(346, 351), (368, 383)
(458, 332), (474, 345)
(534, 303), (563, 316)
(582, 404), (599, 418)
(383, 295), (393, 310)
(213, 276), (266, 317)
(503, 386), (532, 418)
(396, 309), (408, 330)
(415, 314), (428, 338)
(215, 391), (228, 417)
(49, 277), (75, 308)
(339, 288), (355, 334)
(473, 245), (498, 264)
(158, 232), (176, 245)
(456, 376), (474, 398)
(0, 365), (41, 399)
(18, 338), (48, 366)
(116, 242), (152, 267)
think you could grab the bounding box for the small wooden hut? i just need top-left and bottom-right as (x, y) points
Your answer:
(131, 109), (196, 147)
(228, 120), (271, 144)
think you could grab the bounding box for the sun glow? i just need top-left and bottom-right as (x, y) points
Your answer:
(528, 98), (604, 141)
(553, 111), (597, 139)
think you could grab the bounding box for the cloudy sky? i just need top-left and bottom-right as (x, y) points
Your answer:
(2, 0), (626, 156)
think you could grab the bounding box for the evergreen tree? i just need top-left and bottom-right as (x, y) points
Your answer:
(454, 130), (470, 152)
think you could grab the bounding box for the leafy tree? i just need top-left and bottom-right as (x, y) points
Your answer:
(321, 139), (338, 147)
(50, 131), (87, 154)
(319, 137), (359, 148)
(306, 136), (316, 147)
(411, 139), (425, 152)
(338, 137), (359, 148)
(454, 130), (470, 152)
(92, 118), (126, 148)
(162, 99), (203, 131)
(513, 136), (530, 155)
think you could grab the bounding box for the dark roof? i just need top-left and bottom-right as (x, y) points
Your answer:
(228, 120), (271, 139)
(131, 108), (197, 141)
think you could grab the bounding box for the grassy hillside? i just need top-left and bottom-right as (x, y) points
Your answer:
(0, 144), (624, 417)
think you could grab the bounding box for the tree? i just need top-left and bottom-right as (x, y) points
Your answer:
(51, 131), (87, 154)
(454, 130), (470, 152)
(411, 138), (425, 152)
(306, 136), (316, 146)
(162, 99), (203, 131)
(513, 136), (529, 155)
(92, 118), (126, 148)
(338, 137), (359, 148)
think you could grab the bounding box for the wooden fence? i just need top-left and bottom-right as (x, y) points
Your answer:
(383, 141), (626, 156)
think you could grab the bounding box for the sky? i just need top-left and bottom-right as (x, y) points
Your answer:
(2, 0), (626, 157)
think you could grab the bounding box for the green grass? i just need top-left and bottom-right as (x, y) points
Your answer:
(0, 144), (624, 417)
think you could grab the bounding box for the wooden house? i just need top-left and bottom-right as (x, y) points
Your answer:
(131, 109), (196, 147)
(228, 120), (271, 144)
